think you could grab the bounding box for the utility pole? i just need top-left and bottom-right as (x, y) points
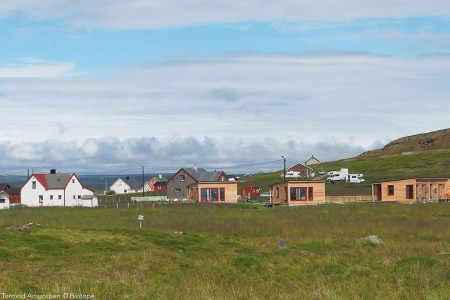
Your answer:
(282, 156), (286, 182)
(141, 166), (145, 197)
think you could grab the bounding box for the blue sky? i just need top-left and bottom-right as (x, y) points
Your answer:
(1, 1), (450, 174)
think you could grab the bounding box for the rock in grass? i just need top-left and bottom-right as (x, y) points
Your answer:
(278, 239), (288, 249)
(19, 223), (40, 233)
(359, 235), (383, 245)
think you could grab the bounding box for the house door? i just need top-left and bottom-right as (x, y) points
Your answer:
(437, 184), (445, 200)
(373, 184), (382, 201)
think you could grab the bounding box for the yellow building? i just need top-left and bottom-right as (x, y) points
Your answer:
(371, 178), (450, 202)
(270, 181), (326, 205)
(187, 181), (238, 203)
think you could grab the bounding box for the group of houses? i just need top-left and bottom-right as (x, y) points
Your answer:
(109, 175), (168, 195)
(1, 169), (99, 208)
(1, 154), (450, 209)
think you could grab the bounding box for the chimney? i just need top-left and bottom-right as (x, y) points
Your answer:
(50, 169), (56, 174)
(193, 165), (198, 171)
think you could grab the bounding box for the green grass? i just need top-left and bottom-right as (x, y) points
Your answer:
(238, 150), (450, 195)
(0, 203), (449, 299)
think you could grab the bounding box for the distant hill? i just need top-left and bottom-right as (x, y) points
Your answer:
(358, 128), (450, 158)
(238, 128), (450, 196)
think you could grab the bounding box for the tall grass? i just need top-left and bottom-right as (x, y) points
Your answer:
(0, 203), (449, 299)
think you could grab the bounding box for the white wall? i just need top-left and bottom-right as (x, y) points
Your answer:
(21, 176), (48, 207)
(0, 192), (10, 209)
(21, 174), (98, 207)
(110, 179), (131, 194)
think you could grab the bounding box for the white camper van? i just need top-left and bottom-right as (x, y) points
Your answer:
(282, 171), (301, 178)
(346, 174), (365, 183)
(326, 168), (349, 182)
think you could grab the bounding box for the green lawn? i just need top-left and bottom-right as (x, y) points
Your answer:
(1, 203), (449, 299)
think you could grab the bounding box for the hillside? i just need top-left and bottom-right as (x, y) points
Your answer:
(238, 129), (450, 196)
(358, 128), (450, 158)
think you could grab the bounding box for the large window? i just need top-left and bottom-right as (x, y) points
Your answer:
(387, 185), (394, 196)
(201, 188), (225, 201)
(406, 185), (414, 200)
(32, 181), (36, 189)
(180, 175), (186, 182)
(290, 187), (313, 201)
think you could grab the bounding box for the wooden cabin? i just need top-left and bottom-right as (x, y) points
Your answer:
(270, 181), (326, 205)
(371, 178), (450, 202)
(187, 181), (237, 203)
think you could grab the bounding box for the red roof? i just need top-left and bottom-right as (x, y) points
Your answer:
(33, 174), (49, 189)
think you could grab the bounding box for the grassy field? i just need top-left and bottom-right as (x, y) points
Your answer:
(1, 202), (449, 299)
(238, 150), (450, 196)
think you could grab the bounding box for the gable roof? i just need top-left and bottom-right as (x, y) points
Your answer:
(305, 155), (320, 164)
(24, 173), (94, 193)
(184, 167), (226, 182)
(168, 167), (227, 183)
(122, 177), (143, 190)
(33, 174), (49, 189)
(288, 163), (312, 171)
(0, 183), (11, 191)
(45, 173), (73, 189)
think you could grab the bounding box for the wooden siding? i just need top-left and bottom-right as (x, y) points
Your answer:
(187, 182), (238, 203)
(372, 178), (450, 202)
(270, 181), (326, 205)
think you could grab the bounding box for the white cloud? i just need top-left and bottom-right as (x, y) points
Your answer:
(0, 58), (76, 78)
(1, 1), (450, 29)
(1, 52), (450, 171)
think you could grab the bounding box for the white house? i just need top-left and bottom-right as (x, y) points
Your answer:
(109, 177), (144, 194)
(21, 170), (98, 207)
(0, 190), (10, 209)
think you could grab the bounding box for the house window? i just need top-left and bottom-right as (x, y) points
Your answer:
(39, 195), (43, 203)
(308, 187), (314, 201)
(32, 181), (36, 189)
(387, 185), (394, 196)
(275, 187), (279, 198)
(73, 195), (76, 199)
(200, 188), (224, 201)
(175, 188), (181, 193)
(72, 179), (75, 183)
(78, 195), (81, 199)
(290, 187), (308, 201)
(180, 175), (186, 182)
(58, 195), (62, 200)
(157, 186), (161, 190)
(220, 188), (225, 201)
(0, 199), (5, 203)
(406, 185), (414, 200)
(50, 195), (53, 200)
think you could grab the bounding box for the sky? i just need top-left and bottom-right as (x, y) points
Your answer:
(1, 1), (450, 175)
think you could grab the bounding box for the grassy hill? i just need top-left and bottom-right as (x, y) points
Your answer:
(358, 128), (450, 158)
(238, 129), (450, 196)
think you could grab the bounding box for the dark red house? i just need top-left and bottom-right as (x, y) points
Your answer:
(154, 181), (167, 192)
(288, 163), (313, 177)
(241, 186), (261, 199)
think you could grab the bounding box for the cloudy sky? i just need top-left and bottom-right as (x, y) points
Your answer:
(1, 1), (450, 175)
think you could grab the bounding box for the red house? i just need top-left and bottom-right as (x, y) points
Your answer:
(241, 186), (261, 199)
(0, 183), (21, 204)
(288, 163), (313, 178)
(154, 181), (167, 192)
